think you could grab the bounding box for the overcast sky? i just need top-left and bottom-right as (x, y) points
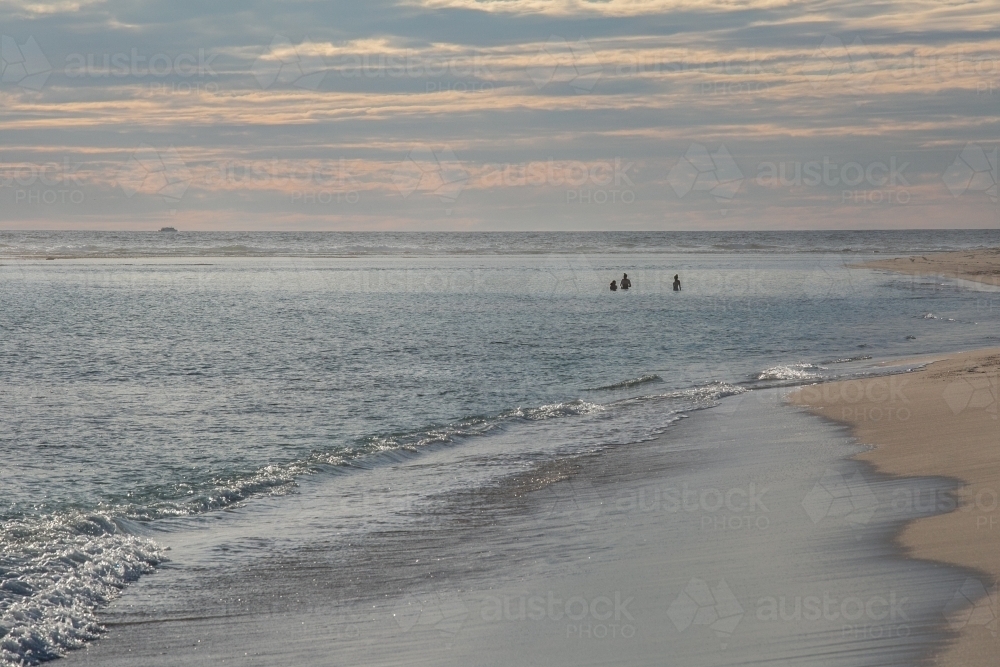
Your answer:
(0, 0), (998, 230)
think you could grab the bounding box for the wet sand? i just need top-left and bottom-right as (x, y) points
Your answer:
(792, 349), (1000, 666)
(64, 389), (970, 667)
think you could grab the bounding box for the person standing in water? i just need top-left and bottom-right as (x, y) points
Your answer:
(673, 274), (681, 291)
(610, 279), (618, 291)
(620, 273), (632, 290)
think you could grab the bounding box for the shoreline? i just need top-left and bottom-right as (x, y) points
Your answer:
(7, 236), (999, 667)
(859, 248), (1000, 288)
(63, 386), (971, 667)
(791, 348), (1000, 667)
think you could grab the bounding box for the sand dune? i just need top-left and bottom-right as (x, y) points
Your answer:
(861, 249), (1000, 287)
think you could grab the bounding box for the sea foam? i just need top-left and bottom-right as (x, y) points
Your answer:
(0, 513), (161, 667)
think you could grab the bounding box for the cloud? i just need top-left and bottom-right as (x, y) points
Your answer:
(401, 0), (795, 17)
(1, 0), (998, 229)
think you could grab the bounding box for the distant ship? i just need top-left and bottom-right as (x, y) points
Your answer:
(159, 227), (177, 232)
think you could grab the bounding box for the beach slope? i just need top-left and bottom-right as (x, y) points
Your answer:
(792, 349), (1000, 666)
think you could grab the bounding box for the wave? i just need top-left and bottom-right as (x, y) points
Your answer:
(361, 399), (606, 454)
(655, 381), (748, 402)
(591, 374), (663, 391)
(754, 364), (824, 382)
(0, 364), (827, 667)
(710, 242), (784, 251)
(914, 313), (956, 324)
(821, 355), (873, 364)
(0, 513), (161, 667)
(143, 379), (765, 521)
(76, 399), (610, 525)
(0, 367), (820, 667)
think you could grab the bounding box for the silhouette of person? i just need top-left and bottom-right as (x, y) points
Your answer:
(610, 279), (618, 291)
(673, 274), (681, 291)
(620, 273), (631, 290)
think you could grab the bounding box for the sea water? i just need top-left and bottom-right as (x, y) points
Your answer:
(1, 230), (997, 665)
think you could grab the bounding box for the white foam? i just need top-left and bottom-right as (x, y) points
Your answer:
(755, 364), (822, 381)
(0, 513), (161, 667)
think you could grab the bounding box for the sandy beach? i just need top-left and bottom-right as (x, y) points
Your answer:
(61, 386), (971, 667)
(792, 349), (1000, 666)
(861, 249), (1000, 288)
(7, 238), (1000, 667)
(5, 0), (1000, 654)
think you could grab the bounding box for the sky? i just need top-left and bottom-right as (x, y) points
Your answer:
(0, 0), (998, 231)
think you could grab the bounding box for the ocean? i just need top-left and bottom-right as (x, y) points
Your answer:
(1, 230), (998, 666)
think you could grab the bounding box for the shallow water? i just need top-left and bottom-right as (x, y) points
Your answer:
(61, 390), (975, 667)
(1, 231), (998, 665)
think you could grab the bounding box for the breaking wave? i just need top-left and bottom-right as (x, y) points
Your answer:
(591, 374), (663, 391)
(0, 513), (161, 667)
(821, 355), (873, 364)
(754, 364), (824, 382)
